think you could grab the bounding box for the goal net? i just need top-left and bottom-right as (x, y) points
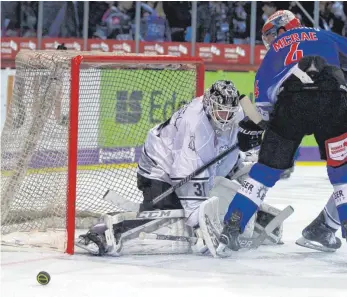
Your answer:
(1, 50), (204, 254)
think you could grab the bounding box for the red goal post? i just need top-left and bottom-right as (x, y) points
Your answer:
(1, 51), (205, 254)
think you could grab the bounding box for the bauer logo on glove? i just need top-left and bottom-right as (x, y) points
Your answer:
(237, 119), (265, 152)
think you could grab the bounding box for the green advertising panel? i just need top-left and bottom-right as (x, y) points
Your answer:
(99, 69), (197, 147)
(205, 71), (256, 101)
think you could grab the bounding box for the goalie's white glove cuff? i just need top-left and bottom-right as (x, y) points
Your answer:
(191, 228), (208, 254)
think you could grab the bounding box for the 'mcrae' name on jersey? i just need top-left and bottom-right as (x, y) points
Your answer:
(272, 31), (318, 52)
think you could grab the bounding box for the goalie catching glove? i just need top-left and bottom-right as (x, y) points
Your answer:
(237, 118), (266, 152)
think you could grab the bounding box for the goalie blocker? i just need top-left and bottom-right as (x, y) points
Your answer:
(76, 176), (292, 257)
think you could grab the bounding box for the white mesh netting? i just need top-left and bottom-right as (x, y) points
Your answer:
(1, 50), (202, 252)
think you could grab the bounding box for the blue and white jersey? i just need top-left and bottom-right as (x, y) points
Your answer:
(255, 27), (347, 120)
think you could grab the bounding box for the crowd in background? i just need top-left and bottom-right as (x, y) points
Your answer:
(1, 1), (347, 44)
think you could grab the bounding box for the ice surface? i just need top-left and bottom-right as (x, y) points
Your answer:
(1, 167), (347, 297)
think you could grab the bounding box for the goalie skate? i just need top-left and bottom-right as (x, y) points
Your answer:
(75, 223), (111, 256)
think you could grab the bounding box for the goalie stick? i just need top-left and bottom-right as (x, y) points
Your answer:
(152, 142), (238, 205)
(140, 205), (294, 251)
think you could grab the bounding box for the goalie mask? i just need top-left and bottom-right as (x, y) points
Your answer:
(203, 80), (240, 132)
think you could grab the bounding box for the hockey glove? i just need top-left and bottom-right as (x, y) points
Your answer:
(238, 118), (265, 152)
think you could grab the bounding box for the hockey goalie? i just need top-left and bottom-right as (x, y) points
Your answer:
(76, 81), (287, 257)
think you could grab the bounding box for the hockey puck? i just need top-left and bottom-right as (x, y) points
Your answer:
(37, 271), (51, 285)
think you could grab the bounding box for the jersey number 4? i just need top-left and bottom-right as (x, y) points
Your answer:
(284, 42), (303, 66)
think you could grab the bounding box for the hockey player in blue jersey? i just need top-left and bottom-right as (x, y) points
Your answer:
(217, 10), (347, 256)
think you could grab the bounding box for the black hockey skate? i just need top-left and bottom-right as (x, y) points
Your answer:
(216, 211), (242, 257)
(296, 211), (342, 252)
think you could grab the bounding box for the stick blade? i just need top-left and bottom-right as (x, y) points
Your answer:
(252, 205), (294, 248)
(103, 190), (140, 212)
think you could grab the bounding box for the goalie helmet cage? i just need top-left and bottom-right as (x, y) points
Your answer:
(1, 50), (204, 254)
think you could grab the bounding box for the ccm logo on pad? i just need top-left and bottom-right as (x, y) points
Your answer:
(325, 133), (347, 167)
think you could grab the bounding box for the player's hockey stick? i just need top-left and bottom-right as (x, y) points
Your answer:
(104, 142), (239, 211)
(140, 205), (294, 251)
(239, 95), (267, 129)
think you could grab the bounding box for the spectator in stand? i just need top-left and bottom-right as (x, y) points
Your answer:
(325, 1), (346, 36)
(1, 1), (20, 37)
(163, 1), (191, 42)
(319, 1), (334, 31)
(196, 1), (212, 43)
(288, 2), (306, 26)
(261, 2), (278, 21)
(140, 1), (171, 42)
(196, 1), (232, 44)
(1, 1), (38, 37)
(88, 2), (109, 38)
(230, 1), (249, 44)
(93, 1), (134, 40)
(210, 1), (232, 43)
(20, 2), (38, 37)
(42, 1), (83, 38)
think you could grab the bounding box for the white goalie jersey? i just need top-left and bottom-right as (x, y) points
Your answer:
(137, 96), (244, 226)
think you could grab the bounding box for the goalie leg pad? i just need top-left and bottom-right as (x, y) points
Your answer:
(198, 195), (256, 257)
(104, 211), (192, 256)
(121, 218), (192, 255)
(209, 177), (255, 238)
(76, 210), (191, 256)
